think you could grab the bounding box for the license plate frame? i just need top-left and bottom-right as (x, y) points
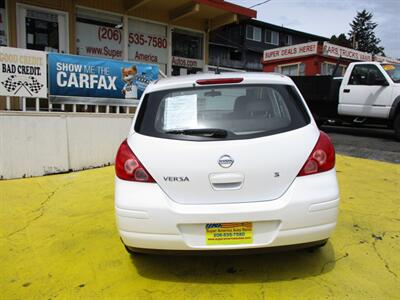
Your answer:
(205, 222), (253, 245)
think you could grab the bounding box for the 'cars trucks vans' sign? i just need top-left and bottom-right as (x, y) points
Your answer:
(263, 42), (318, 61)
(374, 55), (400, 64)
(322, 42), (372, 61)
(0, 47), (47, 98)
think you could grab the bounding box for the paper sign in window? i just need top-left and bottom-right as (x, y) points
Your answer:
(164, 94), (198, 130)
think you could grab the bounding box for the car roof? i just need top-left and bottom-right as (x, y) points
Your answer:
(146, 72), (294, 93)
(351, 61), (383, 65)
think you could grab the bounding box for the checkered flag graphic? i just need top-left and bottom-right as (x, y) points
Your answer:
(136, 74), (151, 85)
(26, 76), (44, 94)
(1, 75), (20, 93)
(135, 74), (151, 93)
(1, 75), (44, 96)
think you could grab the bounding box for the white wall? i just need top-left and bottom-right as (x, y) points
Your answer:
(0, 112), (133, 179)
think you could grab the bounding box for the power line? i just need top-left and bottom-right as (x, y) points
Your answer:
(249, 0), (272, 9)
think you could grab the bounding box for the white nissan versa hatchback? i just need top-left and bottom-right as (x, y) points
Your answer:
(115, 73), (339, 254)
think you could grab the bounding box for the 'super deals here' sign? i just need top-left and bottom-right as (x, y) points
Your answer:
(48, 53), (159, 99)
(263, 42), (318, 61)
(0, 47), (47, 98)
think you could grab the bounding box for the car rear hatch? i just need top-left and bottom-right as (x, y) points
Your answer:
(130, 81), (318, 205)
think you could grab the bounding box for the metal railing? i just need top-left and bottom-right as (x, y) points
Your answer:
(2, 96), (136, 114)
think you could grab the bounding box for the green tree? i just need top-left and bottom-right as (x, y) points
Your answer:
(330, 33), (352, 48)
(348, 9), (385, 55)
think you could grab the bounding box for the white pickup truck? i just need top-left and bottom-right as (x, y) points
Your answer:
(291, 61), (400, 139)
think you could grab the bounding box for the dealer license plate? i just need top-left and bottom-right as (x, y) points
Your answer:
(205, 222), (253, 245)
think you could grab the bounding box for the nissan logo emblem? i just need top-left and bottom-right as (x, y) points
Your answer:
(218, 155), (234, 168)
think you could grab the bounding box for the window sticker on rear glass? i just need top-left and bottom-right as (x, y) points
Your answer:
(164, 94), (198, 130)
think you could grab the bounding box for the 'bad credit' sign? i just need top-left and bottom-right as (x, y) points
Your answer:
(48, 53), (159, 100)
(0, 47), (47, 98)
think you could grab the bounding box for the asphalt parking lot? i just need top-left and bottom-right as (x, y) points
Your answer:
(1, 154), (399, 300)
(322, 125), (400, 164)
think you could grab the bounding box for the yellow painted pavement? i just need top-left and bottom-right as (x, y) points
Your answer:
(0, 155), (399, 299)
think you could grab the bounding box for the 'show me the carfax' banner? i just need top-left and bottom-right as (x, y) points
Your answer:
(0, 47), (47, 98)
(48, 53), (159, 100)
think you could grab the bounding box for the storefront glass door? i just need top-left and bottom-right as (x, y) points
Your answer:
(17, 5), (68, 53)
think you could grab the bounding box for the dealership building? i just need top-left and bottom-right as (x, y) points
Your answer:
(209, 18), (329, 72)
(262, 41), (400, 76)
(0, 0), (256, 76)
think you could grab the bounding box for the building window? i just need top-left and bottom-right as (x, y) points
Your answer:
(76, 7), (123, 59)
(277, 63), (305, 76)
(172, 28), (203, 60)
(229, 49), (242, 61)
(246, 25), (261, 42)
(321, 62), (346, 76)
(26, 11), (59, 51)
(172, 28), (204, 76)
(281, 64), (298, 76)
(285, 35), (292, 46)
(0, 0), (7, 46)
(265, 30), (279, 45)
(17, 4), (68, 53)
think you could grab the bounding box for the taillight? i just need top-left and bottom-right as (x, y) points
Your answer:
(196, 78), (243, 85)
(298, 131), (335, 176)
(115, 140), (155, 182)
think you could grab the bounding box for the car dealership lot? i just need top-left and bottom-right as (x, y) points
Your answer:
(1, 155), (399, 300)
(322, 125), (400, 164)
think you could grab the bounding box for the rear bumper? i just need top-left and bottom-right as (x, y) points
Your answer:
(119, 222), (336, 251)
(115, 169), (339, 251)
(125, 239), (329, 255)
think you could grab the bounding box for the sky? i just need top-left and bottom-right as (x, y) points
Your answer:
(229, 0), (400, 58)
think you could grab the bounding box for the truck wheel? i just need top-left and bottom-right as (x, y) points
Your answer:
(394, 114), (400, 140)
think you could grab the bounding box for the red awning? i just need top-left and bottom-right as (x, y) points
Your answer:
(193, 0), (257, 18)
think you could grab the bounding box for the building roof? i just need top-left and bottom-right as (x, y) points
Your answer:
(124, 0), (256, 31)
(246, 19), (329, 41)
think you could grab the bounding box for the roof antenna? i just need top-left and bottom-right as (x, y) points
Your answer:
(215, 57), (221, 74)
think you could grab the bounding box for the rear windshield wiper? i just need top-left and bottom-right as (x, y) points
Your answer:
(165, 128), (228, 138)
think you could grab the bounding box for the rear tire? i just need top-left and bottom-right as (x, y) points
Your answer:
(394, 113), (400, 140)
(307, 239), (328, 252)
(124, 245), (143, 256)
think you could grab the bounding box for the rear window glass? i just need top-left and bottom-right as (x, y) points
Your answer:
(135, 84), (310, 141)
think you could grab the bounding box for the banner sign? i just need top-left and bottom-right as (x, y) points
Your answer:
(373, 55), (400, 64)
(263, 42), (318, 61)
(76, 22), (123, 60)
(128, 19), (168, 65)
(0, 47), (47, 98)
(76, 20), (168, 65)
(323, 42), (372, 61)
(172, 56), (204, 69)
(48, 53), (159, 99)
